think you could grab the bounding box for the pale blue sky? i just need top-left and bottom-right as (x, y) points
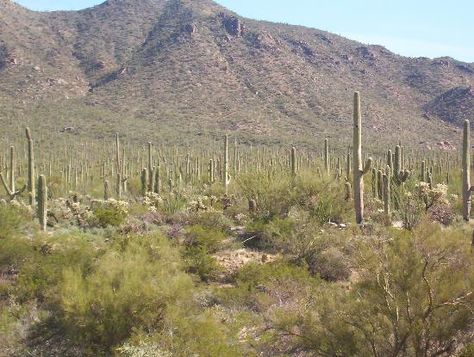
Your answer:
(14, 0), (474, 62)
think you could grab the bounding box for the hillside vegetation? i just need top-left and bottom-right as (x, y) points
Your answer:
(0, 93), (473, 356)
(0, 0), (473, 147)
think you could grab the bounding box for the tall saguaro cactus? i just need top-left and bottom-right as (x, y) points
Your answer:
(324, 138), (330, 175)
(26, 128), (35, 206)
(37, 175), (47, 231)
(224, 135), (231, 194)
(148, 142), (153, 191)
(462, 120), (473, 221)
(383, 166), (391, 220)
(9, 146), (15, 193)
(352, 92), (373, 224)
(291, 146), (297, 177)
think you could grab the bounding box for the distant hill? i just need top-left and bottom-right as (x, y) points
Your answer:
(0, 0), (472, 148)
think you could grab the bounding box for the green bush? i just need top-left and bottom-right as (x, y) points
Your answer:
(220, 262), (320, 312)
(0, 205), (27, 240)
(12, 232), (99, 303)
(90, 199), (129, 227)
(183, 225), (226, 281)
(184, 225), (226, 253)
(274, 222), (474, 356)
(59, 233), (193, 351)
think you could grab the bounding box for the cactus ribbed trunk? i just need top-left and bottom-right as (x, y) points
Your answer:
(148, 142), (153, 191)
(37, 175), (47, 231)
(291, 146), (297, 177)
(26, 128), (35, 206)
(383, 166), (391, 220)
(209, 159), (214, 183)
(116, 173), (122, 199)
(352, 92), (372, 225)
(462, 120), (472, 221)
(141, 168), (148, 196)
(154, 166), (161, 194)
(324, 138), (329, 175)
(9, 146), (14, 193)
(104, 179), (110, 200)
(224, 135), (230, 194)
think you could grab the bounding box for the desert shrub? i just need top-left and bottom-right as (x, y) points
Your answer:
(220, 261), (320, 312)
(184, 225), (226, 253)
(59, 233), (193, 351)
(89, 199), (129, 227)
(183, 225), (226, 281)
(12, 232), (99, 303)
(238, 170), (351, 226)
(237, 171), (297, 221)
(183, 246), (221, 282)
(0, 205), (29, 240)
(148, 309), (242, 357)
(248, 212), (353, 281)
(275, 223), (474, 356)
(186, 211), (234, 234)
(460, 344), (474, 357)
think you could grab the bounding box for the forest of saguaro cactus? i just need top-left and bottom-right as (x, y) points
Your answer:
(0, 93), (473, 356)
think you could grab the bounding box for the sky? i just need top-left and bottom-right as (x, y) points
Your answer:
(14, 0), (474, 63)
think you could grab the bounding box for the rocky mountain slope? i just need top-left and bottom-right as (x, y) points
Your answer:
(0, 0), (472, 148)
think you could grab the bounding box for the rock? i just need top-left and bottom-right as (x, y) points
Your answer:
(220, 13), (244, 37)
(183, 24), (197, 34)
(435, 140), (456, 151)
(355, 46), (376, 61)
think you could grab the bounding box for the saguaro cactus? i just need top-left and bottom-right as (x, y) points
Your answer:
(26, 128), (35, 206)
(209, 159), (215, 183)
(154, 166), (161, 194)
(37, 175), (47, 231)
(352, 92), (373, 224)
(291, 146), (297, 177)
(9, 146), (15, 193)
(104, 179), (110, 200)
(116, 173), (122, 199)
(394, 145), (410, 185)
(324, 138), (330, 175)
(462, 120), (473, 221)
(421, 160), (426, 182)
(148, 142), (153, 191)
(141, 168), (148, 196)
(224, 135), (231, 194)
(383, 166), (391, 220)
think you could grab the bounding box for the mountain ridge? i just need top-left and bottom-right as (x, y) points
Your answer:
(0, 0), (472, 148)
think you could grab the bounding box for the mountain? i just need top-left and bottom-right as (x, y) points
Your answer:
(0, 0), (472, 148)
